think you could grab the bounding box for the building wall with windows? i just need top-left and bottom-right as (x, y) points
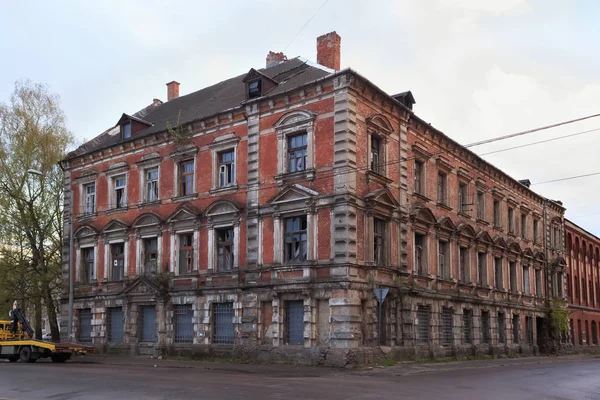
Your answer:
(61, 31), (569, 364)
(565, 220), (600, 348)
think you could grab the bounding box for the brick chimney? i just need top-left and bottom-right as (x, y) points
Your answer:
(166, 81), (180, 101)
(266, 51), (287, 68)
(316, 31), (341, 71)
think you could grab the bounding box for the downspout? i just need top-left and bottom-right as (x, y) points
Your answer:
(59, 161), (74, 341)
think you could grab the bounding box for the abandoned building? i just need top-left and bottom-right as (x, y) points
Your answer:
(60, 31), (569, 364)
(565, 219), (600, 348)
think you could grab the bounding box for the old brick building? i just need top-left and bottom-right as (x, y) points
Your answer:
(60, 31), (568, 364)
(565, 220), (600, 348)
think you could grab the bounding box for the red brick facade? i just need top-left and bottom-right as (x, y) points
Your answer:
(60, 32), (570, 363)
(565, 220), (600, 347)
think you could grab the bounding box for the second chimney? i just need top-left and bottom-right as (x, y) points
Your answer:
(316, 31), (341, 71)
(266, 51), (287, 68)
(166, 81), (180, 101)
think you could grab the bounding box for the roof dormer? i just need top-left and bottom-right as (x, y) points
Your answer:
(116, 113), (153, 140)
(242, 68), (278, 100)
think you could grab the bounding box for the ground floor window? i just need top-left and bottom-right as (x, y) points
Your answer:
(526, 316), (534, 345)
(417, 305), (430, 345)
(107, 307), (123, 343)
(498, 312), (506, 344)
(481, 311), (490, 344)
(513, 314), (520, 344)
(441, 307), (453, 346)
(592, 321), (598, 345)
(462, 309), (473, 344)
(78, 309), (92, 344)
(174, 305), (193, 344)
(285, 300), (305, 345)
(212, 302), (234, 344)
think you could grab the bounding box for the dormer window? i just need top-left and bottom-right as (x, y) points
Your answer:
(248, 80), (261, 98)
(122, 121), (131, 139)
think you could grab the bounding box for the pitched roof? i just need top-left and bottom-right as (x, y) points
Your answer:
(67, 58), (331, 159)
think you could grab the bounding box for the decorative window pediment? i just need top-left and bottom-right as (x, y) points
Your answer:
(436, 216), (457, 232)
(270, 184), (318, 211)
(274, 111), (316, 185)
(204, 200), (242, 225)
(364, 188), (399, 215)
(74, 170), (98, 185)
(132, 213), (162, 229)
(476, 230), (493, 245)
(170, 144), (198, 162)
(366, 114), (393, 135)
(457, 223), (477, 239)
(167, 205), (199, 224)
(74, 225), (98, 239)
(493, 236), (508, 250)
(118, 277), (159, 296)
(102, 220), (129, 234)
(522, 248), (534, 259)
(410, 206), (436, 226)
(507, 241), (522, 255)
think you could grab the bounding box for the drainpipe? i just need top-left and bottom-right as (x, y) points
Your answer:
(59, 161), (74, 341)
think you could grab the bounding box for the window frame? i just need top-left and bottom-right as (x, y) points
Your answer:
(122, 121), (131, 139)
(493, 199), (501, 228)
(248, 79), (261, 98)
(415, 233), (428, 276)
(287, 133), (309, 174)
(477, 252), (487, 287)
(274, 111), (316, 184)
(494, 256), (503, 290)
(476, 190), (485, 221)
(215, 227), (235, 272)
(178, 233), (194, 275)
(218, 149), (236, 188)
(459, 246), (470, 283)
(521, 213), (527, 239)
(523, 265), (531, 295)
(437, 171), (447, 205)
(508, 206), (515, 234)
(143, 237), (159, 276)
(178, 159), (195, 197)
(84, 183), (96, 216)
(110, 242), (125, 282)
(81, 247), (96, 284)
(438, 240), (450, 280)
(414, 160), (425, 196)
(284, 215), (308, 264)
(113, 174), (127, 210)
(458, 182), (468, 214)
(144, 167), (159, 203)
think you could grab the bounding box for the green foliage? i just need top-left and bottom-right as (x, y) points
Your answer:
(166, 110), (190, 144)
(550, 297), (569, 333)
(0, 80), (73, 339)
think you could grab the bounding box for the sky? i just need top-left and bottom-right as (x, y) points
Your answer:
(1, 0), (599, 235)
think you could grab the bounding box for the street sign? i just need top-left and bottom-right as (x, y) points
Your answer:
(374, 288), (389, 303)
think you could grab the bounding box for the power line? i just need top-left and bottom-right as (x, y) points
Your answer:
(282, 0), (330, 52)
(466, 112), (600, 148)
(478, 127), (600, 156)
(532, 172), (600, 186)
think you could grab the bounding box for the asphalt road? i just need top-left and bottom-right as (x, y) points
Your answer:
(1, 356), (600, 400)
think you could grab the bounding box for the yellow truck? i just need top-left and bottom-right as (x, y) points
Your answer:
(0, 319), (94, 363)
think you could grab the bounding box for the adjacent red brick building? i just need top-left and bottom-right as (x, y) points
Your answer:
(60, 31), (569, 364)
(565, 220), (600, 347)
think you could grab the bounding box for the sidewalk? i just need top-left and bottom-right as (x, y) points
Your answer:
(77, 352), (600, 378)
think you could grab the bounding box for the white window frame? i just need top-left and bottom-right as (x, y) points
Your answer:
(83, 183), (96, 216)
(175, 158), (196, 197)
(208, 224), (239, 271)
(77, 246), (97, 284)
(218, 149), (236, 188)
(109, 174), (127, 210)
(274, 111), (315, 177)
(142, 166), (160, 203)
(209, 134), (239, 192)
(136, 235), (162, 276)
(105, 239), (128, 281)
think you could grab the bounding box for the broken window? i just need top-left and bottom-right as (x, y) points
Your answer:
(284, 216), (307, 263)
(111, 243), (124, 281)
(216, 228), (234, 271)
(415, 233), (427, 276)
(521, 214), (527, 239)
(458, 182), (468, 213)
(82, 247), (95, 283)
(114, 175), (127, 209)
(493, 199), (501, 227)
(371, 136), (383, 175)
(438, 240), (450, 280)
(510, 261), (518, 294)
(288, 133), (307, 173)
(144, 238), (158, 276)
(508, 207), (515, 234)
(219, 150), (235, 187)
(179, 233), (194, 274)
(513, 314), (520, 344)
(374, 218), (385, 265)
(179, 160), (194, 196)
(84, 183), (95, 215)
(414, 160), (424, 195)
(523, 265), (531, 295)
(146, 168), (159, 202)
(248, 80), (261, 98)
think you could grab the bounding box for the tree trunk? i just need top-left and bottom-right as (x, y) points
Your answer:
(33, 293), (43, 339)
(44, 284), (60, 341)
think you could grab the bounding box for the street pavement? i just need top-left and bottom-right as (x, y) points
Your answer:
(1, 354), (600, 399)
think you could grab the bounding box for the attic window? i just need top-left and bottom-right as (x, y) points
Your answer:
(122, 121), (131, 139)
(248, 80), (261, 99)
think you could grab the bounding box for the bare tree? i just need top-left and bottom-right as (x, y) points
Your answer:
(0, 80), (73, 340)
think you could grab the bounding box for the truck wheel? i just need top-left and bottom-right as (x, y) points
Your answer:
(19, 346), (32, 363)
(8, 356), (18, 363)
(51, 354), (69, 363)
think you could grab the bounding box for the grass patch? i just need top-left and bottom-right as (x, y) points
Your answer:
(377, 359), (397, 367)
